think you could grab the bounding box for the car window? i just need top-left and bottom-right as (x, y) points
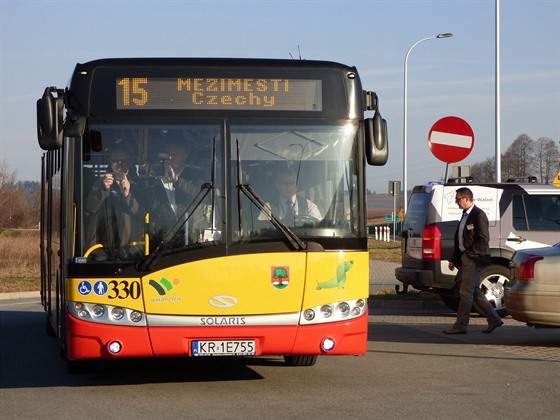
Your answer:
(512, 194), (560, 231)
(403, 193), (430, 237)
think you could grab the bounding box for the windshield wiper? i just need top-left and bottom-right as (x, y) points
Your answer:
(235, 140), (306, 251)
(137, 183), (212, 271)
(238, 183), (306, 251)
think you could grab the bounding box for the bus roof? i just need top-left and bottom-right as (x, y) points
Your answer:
(75, 57), (358, 73)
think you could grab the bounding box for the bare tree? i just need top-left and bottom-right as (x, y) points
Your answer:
(0, 160), (17, 191)
(0, 162), (40, 229)
(502, 134), (534, 180)
(470, 157), (495, 182)
(534, 137), (560, 183)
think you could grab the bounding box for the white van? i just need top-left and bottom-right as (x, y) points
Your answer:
(396, 179), (560, 316)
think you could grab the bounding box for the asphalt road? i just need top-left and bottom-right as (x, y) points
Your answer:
(1, 297), (559, 420)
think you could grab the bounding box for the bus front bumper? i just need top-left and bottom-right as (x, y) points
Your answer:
(65, 312), (368, 360)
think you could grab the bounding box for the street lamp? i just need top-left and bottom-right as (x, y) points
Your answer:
(403, 33), (453, 215)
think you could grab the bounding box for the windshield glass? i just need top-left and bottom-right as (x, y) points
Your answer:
(230, 121), (362, 242)
(81, 123), (222, 262)
(78, 120), (363, 262)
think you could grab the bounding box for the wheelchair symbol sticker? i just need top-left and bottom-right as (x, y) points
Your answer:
(94, 281), (108, 296)
(78, 281), (92, 296)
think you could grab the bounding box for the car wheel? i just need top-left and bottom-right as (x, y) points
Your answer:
(479, 264), (511, 318)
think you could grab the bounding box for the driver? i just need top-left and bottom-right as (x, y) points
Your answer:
(269, 169), (322, 222)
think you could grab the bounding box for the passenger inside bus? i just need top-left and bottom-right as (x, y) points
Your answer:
(139, 133), (209, 248)
(84, 142), (146, 259)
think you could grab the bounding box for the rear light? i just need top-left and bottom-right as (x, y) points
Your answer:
(516, 255), (544, 279)
(422, 225), (441, 260)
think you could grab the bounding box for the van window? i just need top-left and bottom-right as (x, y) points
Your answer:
(404, 193), (430, 237)
(512, 194), (560, 231)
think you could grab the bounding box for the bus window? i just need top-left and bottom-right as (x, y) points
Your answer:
(82, 124), (223, 261)
(231, 121), (361, 240)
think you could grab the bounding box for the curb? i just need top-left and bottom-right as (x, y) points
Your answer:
(0, 291), (40, 301)
(369, 299), (446, 310)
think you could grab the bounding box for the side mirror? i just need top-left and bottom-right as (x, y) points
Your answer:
(365, 111), (388, 165)
(37, 88), (64, 150)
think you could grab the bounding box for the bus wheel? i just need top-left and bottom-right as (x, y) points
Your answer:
(283, 355), (318, 366)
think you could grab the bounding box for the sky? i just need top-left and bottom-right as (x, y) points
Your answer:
(1, 0), (559, 194)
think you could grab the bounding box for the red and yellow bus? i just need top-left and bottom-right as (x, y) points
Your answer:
(37, 58), (388, 369)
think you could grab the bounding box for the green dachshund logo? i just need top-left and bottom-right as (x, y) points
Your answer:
(316, 260), (354, 290)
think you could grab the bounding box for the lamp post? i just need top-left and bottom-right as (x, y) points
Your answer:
(403, 33), (453, 215)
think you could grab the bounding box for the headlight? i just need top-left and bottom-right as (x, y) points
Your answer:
(111, 307), (125, 320)
(351, 306), (362, 316)
(130, 311), (143, 323)
(92, 305), (105, 318)
(337, 302), (350, 316)
(304, 309), (315, 321)
(320, 305), (333, 318)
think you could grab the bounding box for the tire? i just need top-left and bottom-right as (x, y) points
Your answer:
(436, 264), (510, 318)
(283, 355), (318, 366)
(479, 264), (511, 318)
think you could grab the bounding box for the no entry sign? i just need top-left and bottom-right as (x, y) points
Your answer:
(428, 116), (474, 163)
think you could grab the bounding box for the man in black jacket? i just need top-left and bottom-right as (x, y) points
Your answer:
(443, 187), (503, 334)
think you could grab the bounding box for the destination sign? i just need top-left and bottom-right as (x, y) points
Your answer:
(116, 77), (322, 111)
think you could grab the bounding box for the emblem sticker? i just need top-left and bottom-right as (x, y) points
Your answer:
(149, 277), (181, 296)
(271, 266), (290, 289)
(316, 260), (354, 290)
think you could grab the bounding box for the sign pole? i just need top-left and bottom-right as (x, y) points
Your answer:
(393, 188), (397, 241)
(444, 163), (451, 183)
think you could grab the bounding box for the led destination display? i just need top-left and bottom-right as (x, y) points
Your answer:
(116, 77), (322, 111)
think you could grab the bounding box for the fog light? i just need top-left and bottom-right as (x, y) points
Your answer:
(92, 305), (105, 318)
(108, 341), (122, 354)
(78, 309), (88, 318)
(338, 302), (350, 316)
(321, 338), (335, 352)
(111, 307), (125, 321)
(320, 305), (333, 318)
(304, 309), (315, 321)
(130, 311), (143, 323)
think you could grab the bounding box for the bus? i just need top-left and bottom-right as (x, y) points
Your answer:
(37, 58), (388, 369)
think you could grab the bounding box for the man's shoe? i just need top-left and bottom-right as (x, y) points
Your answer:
(482, 321), (504, 334)
(443, 327), (467, 334)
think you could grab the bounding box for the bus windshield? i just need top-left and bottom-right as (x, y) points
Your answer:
(80, 119), (362, 262)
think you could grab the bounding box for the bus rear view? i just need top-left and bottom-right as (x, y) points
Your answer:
(36, 58), (388, 370)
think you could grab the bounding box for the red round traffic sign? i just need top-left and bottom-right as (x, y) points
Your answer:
(428, 116), (474, 163)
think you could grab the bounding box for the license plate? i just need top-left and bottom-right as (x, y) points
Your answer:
(192, 340), (256, 356)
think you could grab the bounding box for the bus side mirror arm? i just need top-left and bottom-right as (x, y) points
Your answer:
(64, 111), (86, 138)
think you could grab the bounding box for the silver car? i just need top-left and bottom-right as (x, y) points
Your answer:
(505, 243), (560, 328)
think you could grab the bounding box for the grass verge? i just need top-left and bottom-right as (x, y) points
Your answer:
(0, 229), (40, 293)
